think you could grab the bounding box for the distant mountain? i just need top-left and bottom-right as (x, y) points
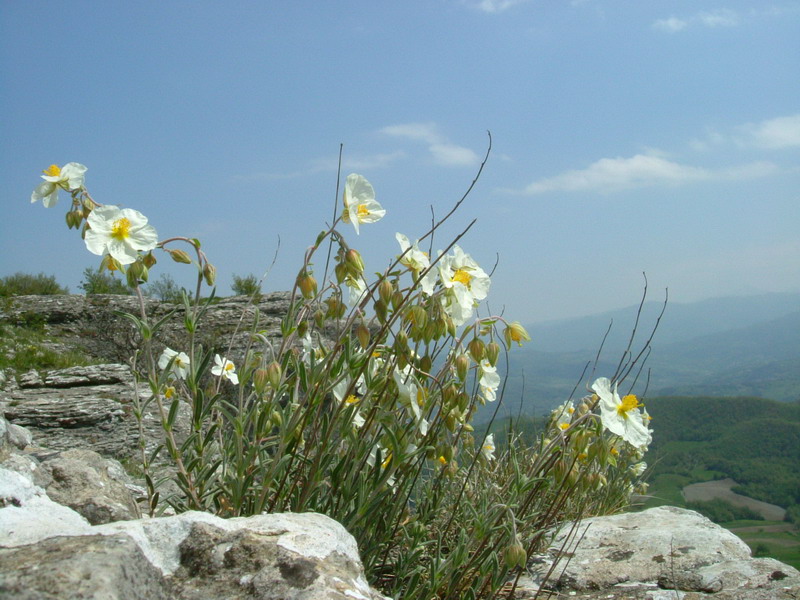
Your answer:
(479, 293), (800, 423)
(528, 292), (800, 354)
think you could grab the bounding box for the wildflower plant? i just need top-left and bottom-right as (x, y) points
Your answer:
(30, 150), (654, 599)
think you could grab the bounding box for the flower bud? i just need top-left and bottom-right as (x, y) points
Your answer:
(334, 262), (348, 284)
(455, 354), (469, 381)
(143, 252), (157, 268)
(253, 368), (270, 394)
(378, 279), (393, 305)
(271, 410), (283, 428)
(290, 322), (305, 341)
(485, 342), (501, 367)
(418, 354), (432, 374)
(296, 271), (317, 299)
(345, 249), (365, 276)
(504, 539), (527, 569)
(406, 305), (427, 329)
(468, 338), (485, 362)
(504, 321), (532, 347)
(203, 262), (216, 286)
(356, 323), (371, 350)
(394, 329), (408, 352)
(101, 254), (124, 273)
(169, 249), (192, 264)
(266, 361), (282, 388)
(391, 290), (404, 312)
(126, 262), (148, 287)
(374, 300), (388, 324)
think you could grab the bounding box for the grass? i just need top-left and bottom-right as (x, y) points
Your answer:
(0, 323), (95, 373)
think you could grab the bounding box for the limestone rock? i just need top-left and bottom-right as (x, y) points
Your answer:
(34, 448), (141, 524)
(517, 506), (800, 599)
(0, 533), (170, 600)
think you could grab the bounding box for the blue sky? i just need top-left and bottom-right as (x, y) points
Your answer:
(2, 1), (798, 324)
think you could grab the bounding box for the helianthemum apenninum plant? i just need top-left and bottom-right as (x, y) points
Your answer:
(30, 149), (653, 599)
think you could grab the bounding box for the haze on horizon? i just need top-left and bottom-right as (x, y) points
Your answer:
(1, 1), (798, 323)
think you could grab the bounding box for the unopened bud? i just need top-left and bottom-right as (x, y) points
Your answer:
(126, 261), (148, 287)
(394, 329), (408, 352)
(468, 338), (485, 362)
(253, 368), (270, 394)
(418, 354), (432, 374)
(169, 249), (192, 264)
(485, 342), (500, 366)
(345, 249), (365, 276)
(374, 300), (388, 324)
(266, 361), (282, 388)
(101, 254), (124, 273)
(296, 271), (317, 299)
(455, 354), (469, 381)
(406, 305), (427, 329)
(504, 540), (527, 569)
(271, 410), (283, 428)
(356, 323), (371, 350)
(334, 262), (348, 284)
(142, 252), (157, 268)
(391, 290), (404, 311)
(203, 262), (216, 286)
(378, 279), (393, 305)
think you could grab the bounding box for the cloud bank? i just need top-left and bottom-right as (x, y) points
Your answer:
(380, 123), (480, 167)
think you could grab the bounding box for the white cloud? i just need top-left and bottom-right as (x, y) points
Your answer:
(514, 154), (778, 195)
(692, 114), (800, 151)
(653, 17), (687, 33)
(653, 9), (739, 32)
(738, 114), (800, 149)
(697, 9), (739, 27)
(471, 0), (530, 14)
(233, 151), (405, 181)
(380, 122), (479, 167)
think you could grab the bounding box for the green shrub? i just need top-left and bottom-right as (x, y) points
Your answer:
(78, 267), (131, 295)
(231, 273), (261, 297)
(0, 272), (68, 296)
(144, 273), (185, 303)
(686, 498), (764, 523)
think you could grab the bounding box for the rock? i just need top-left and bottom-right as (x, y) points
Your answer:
(34, 448), (141, 524)
(7, 422), (32, 450)
(3, 363), (192, 463)
(517, 506), (800, 599)
(0, 467), (93, 546)
(0, 533), (170, 600)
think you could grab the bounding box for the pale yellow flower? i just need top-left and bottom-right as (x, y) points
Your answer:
(342, 174), (385, 234)
(31, 163), (87, 207)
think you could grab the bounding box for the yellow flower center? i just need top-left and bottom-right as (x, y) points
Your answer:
(452, 268), (472, 287)
(559, 423), (569, 430)
(345, 394), (359, 405)
(438, 456), (447, 465)
(111, 217), (132, 241)
(357, 204), (370, 218)
(165, 386), (175, 399)
(610, 447), (619, 456)
(224, 362), (235, 373)
(617, 394), (641, 419)
(43, 164), (61, 177)
(381, 453), (392, 469)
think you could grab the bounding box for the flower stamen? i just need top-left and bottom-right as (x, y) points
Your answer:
(111, 217), (132, 241)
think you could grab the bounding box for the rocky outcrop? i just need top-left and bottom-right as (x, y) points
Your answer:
(0, 293), (293, 365)
(2, 363), (190, 464)
(0, 416), (389, 600)
(517, 505), (800, 599)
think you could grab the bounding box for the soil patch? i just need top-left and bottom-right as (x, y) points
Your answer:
(682, 478), (786, 521)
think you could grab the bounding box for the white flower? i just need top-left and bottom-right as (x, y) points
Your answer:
(345, 275), (369, 308)
(481, 433), (496, 461)
(437, 245), (491, 325)
(393, 366), (429, 434)
(478, 359), (500, 403)
(342, 174), (385, 234)
(158, 347), (191, 379)
(552, 400), (575, 431)
(84, 205), (158, 265)
(31, 163), (87, 207)
(212, 354), (239, 384)
(591, 377), (652, 449)
(396, 233), (437, 295)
